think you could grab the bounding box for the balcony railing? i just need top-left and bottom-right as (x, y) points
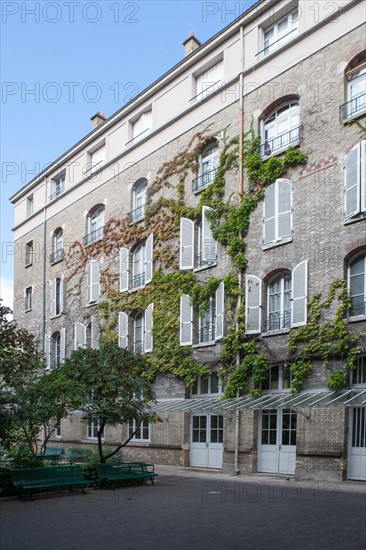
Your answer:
(83, 226), (105, 246)
(49, 185), (65, 202)
(260, 125), (303, 158)
(129, 204), (145, 223)
(195, 251), (217, 269)
(132, 273), (145, 289)
(192, 167), (218, 193)
(200, 323), (216, 343)
(340, 93), (366, 122)
(265, 312), (291, 333)
(49, 248), (64, 264)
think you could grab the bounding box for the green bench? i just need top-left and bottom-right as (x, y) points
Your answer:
(10, 465), (91, 500)
(37, 447), (63, 465)
(96, 462), (158, 490)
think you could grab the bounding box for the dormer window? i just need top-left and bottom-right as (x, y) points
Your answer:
(261, 7), (299, 57)
(49, 171), (65, 201)
(132, 110), (152, 144)
(195, 60), (223, 102)
(85, 142), (105, 176)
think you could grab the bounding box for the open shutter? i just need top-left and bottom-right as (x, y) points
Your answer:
(51, 279), (56, 316)
(91, 316), (100, 350)
(144, 303), (153, 352)
(74, 322), (86, 349)
(344, 143), (361, 219)
(263, 184), (276, 244)
(45, 335), (51, 369)
(180, 218), (194, 270)
(215, 282), (224, 341)
(245, 275), (262, 334)
(361, 140), (366, 213)
(202, 206), (217, 262)
(60, 328), (66, 363)
(118, 312), (129, 349)
(119, 247), (129, 292)
(180, 294), (193, 345)
(277, 179), (292, 239)
(145, 234), (154, 284)
(88, 261), (100, 302)
(291, 260), (308, 327)
(60, 277), (64, 314)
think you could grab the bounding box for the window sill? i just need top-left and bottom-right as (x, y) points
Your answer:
(192, 183), (213, 195)
(50, 257), (63, 266)
(129, 285), (146, 293)
(194, 262), (217, 273)
(262, 237), (293, 250)
(25, 263), (33, 268)
(127, 441), (151, 446)
(25, 308), (32, 313)
(192, 341), (216, 348)
(347, 315), (366, 323)
(86, 301), (99, 307)
(261, 328), (290, 337)
(341, 108), (366, 124)
(50, 313), (63, 319)
(261, 140), (300, 160)
(343, 213), (366, 225)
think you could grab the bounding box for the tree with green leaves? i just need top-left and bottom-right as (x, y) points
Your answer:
(51, 343), (158, 463)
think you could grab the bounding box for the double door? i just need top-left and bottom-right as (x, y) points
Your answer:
(190, 415), (223, 469)
(348, 407), (366, 480)
(258, 409), (297, 475)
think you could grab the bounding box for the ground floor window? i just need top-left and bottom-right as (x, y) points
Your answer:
(129, 419), (150, 441)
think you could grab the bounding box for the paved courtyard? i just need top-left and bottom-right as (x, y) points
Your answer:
(0, 470), (365, 550)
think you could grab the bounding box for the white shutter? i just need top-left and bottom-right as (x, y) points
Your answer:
(215, 282), (224, 341)
(118, 312), (129, 349)
(344, 143), (361, 219)
(277, 179), (292, 239)
(119, 247), (129, 292)
(291, 260), (308, 327)
(145, 234), (154, 284)
(74, 322), (86, 349)
(90, 145), (105, 171)
(51, 279), (56, 316)
(180, 294), (193, 345)
(180, 218), (194, 270)
(60, 276), (64, 314)
(245, 275), (262, 334)
(263, 184), (276, 244)
(144, 303), (153, 352)
(361, 140), (366, 212)
(196, 60), (223, 99)
(91, 316), (100, 350)
(45, 335), (51, 369)
(88, 261), (100, 303)
(60, 328), (66, 363)
(202, 206), (217, 262)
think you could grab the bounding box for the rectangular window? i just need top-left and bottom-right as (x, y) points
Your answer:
(55, 421), (62, 438)
(25, 287), (32, 311)
(261, 7), (299, 57)
(50, 172), (65, 201)
(195, 60), (223, 101)
(25, 240), (33, 266)
(87, 418), (104, 439)
(129, 419), (150, 441)
(26, 195), (34, 217)
(351, 356), (366, 385)
(191, 374), (222, 395)
(132, 111), (152, 144)
(86, 143), (105, 176)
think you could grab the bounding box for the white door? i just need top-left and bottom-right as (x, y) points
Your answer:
(258, 409), (297, 475)
(348, 407), (366, 481)
(190, 415), (223, 469)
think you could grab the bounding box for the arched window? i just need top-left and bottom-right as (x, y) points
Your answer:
(130, 178), (147, 222)
(84, 205), (105, 246)
(340, 51), (366, 121)
(50, 228), (63, 264)
(193, 142), (219, 193)
(268, 272), (292, 331)
(348, 252), (366, 317)
(261, 101), (301, 157)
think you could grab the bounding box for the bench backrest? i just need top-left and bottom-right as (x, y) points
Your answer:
(43, 447), (63, 457)
(11, 465), (85, 486)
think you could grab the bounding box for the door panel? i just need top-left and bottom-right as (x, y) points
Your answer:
(348, 407), (366, 480)
(190, 415), (223, 468)
(258, 409), (296, 475)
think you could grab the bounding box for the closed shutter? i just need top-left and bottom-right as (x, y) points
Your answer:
(118, 312), (129, 349)
(180, 218), (194, 270)
(361, 140), (366, 212)
(344, 143), (361, 219)
(277, 179), (292, 239)
(60, 328), (66, 363)
(263, 184), (276, 244)
(145, 234), (154, 284)
(180, 294), (193, 345)
(74, 322), (86, 349)
(215, 282), (224, 340)
(45, 335), (51, 369)
(245, 275), (262, 334)
(88, 261), (100, 303)
(51, 279), (56, 316)
(90, 145), (105, 171)
(202, 206), (217, 262)
(119, 247), (129, 292)
(196, 60), (223, 99)
(91, 316), (100, 350)
(144, 303), (153, 352)
(291, 260), (308, 327)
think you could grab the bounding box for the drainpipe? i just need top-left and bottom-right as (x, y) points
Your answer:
(234, 25), (245, 476)
(41, 194), (47, 367)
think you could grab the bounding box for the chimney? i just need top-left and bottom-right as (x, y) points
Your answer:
(91, 111), (106, 129)
(183, 32), (201, 57)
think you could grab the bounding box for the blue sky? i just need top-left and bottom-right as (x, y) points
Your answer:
(0, 0), (257, 310)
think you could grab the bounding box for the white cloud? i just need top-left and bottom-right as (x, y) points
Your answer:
(0, 277), (14, 317)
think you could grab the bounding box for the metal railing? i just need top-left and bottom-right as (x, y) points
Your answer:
(49, 185), (65, 202)
(192, 167), (218, 193)
(260, 125), (303, 158)
(199, 323), (216, 343)
(132, 273), (145, 289)
(340, 93), (366, 121)
(83, 226), (105, 246)
(195, 251), (217, 269)
(256, 27), (298, 58)
(49, 248), (64, 264)
(129, 204), (145, 223)
(265, 312), (291, 332)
